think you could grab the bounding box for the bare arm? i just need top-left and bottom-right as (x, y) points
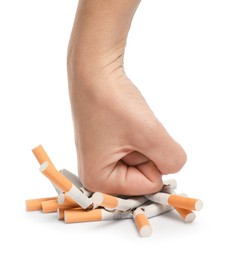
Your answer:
(67, 0), (187, 195)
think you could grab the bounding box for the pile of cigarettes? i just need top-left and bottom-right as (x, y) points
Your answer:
(26, 145), (203, 237)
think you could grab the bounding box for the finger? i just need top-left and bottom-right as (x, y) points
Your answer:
(136, 161), (162, 183)
(145, 137), (187, 174)
(96, 161), (163, 195)
(135, 121), (187, 174)
(121, 151), (149, 166)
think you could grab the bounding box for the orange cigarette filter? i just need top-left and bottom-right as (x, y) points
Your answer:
(100, 194), (119, 208)
(32, 144), (55, 167)
(64, 209), (102, 223)
(40, 162), (72, 192)
(25, 197), (57, 211)
(168, 195), (203, 211)
(168, 193), (196, 223)
(33, 145), (92, 209)
(92, 192), (119, 209)
(146, 193), (203, 211)
(133, 208), (152, 237)
(57, 208), (65, 220)
(57, 195), (79, 208)
(41, 199), (59, 213)
(57, 207), (82, 220)
(40, 162), (92, 209)
(174, 207), (196, 223)
(42, 199), (82, 213)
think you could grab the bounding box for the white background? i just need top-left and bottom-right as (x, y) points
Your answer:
(0, 0), (233, 259)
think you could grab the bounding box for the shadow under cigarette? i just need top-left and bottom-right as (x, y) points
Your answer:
(90, 218), (130, 230)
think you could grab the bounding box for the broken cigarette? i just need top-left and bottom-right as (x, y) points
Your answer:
(79, 186), (93, 197)
(92, 192), (147, 211)
(39, 161), (92, 209)
(139, 202), (172, 218)
(60, 169), (83, 188)
(163, 179), (177, 190)
(59, 170), (93, 197)
(32, 144), (55, 167)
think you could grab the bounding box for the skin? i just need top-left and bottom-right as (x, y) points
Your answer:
(67, 0), (187, 195)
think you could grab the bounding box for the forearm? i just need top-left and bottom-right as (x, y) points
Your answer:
(67, 0), (141, 77)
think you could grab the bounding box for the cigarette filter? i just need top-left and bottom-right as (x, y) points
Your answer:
(64, 208), (115, 223)
(25, 197), (57, 211)
(41, 199), (59, 213)
(175, 207), (196, 223)
(146, 192), (203, 211)
(42, 199), (82, 213)
(32, 144), (55, 167)
(166, 192), (196, 223)
(57, 207), (82, 220)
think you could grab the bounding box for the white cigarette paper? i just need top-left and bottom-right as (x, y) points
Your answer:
(133, 208), (152, 237)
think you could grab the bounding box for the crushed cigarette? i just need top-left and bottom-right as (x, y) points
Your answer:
(26, 145), (203, 237)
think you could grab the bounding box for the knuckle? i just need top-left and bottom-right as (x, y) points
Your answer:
(163, 149), (187, 174)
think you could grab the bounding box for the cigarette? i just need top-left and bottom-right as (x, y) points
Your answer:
(32, 144), (55, 166)
(92, 192), (147, 211)
(39, 161), (92, 209)
(59, 170), (93, 197)
(175, 207), (196, 223)
(25, 197), (57, 211)
(32, 145), (64, 194)
(164, 190), (196, 223)
(57, 193), (77, 206)
(41, 199), (59, 213)
(42, 199), (82, 213)
(163, 179), (177, 190)
(140, 202), (173, 218)
(133, 208), (152, 237)
(52, 169), (82, 194)
(57, 193), (66, 204)
(145, 192), (203, 211)
(79, 187), (93, 197)
(112, 210), (132, 220)
(59, 208), (127, 221)
(64, 208), (115, 223)
(57, 207), (81, 220)
(60, 169), (83, 188)
(161, 179), (197, 223)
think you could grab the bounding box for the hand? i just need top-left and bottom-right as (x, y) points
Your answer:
(68, 73), (187, 195)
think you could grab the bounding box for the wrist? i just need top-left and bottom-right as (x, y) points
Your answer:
(67, 43), (126, 86)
